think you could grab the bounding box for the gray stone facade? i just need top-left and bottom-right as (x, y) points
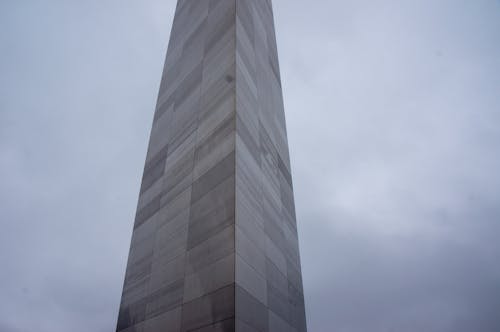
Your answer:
(116, 1), (306, 331)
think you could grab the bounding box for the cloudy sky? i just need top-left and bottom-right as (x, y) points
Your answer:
(1, 0), (499, 331)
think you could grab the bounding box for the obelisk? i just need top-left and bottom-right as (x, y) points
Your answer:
(116, 1), (307, 331)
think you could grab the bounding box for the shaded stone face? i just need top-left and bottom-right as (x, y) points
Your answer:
(116, 1), (307, 331)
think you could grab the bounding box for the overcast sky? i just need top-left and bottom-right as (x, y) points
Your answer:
(1, 0), (500, 331)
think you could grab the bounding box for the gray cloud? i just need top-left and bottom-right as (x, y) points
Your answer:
(276, 1), (500, 331)
(1, 0), (499, 331)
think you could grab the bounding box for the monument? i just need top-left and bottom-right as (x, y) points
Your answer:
(116, 1), (307, 331)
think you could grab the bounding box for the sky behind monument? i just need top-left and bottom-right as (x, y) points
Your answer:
(1, 0), (499, 331)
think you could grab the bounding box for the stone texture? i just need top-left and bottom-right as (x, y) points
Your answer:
(116, 1), (306, 331)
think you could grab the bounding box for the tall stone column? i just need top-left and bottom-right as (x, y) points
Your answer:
(116, 1), (307, 331)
